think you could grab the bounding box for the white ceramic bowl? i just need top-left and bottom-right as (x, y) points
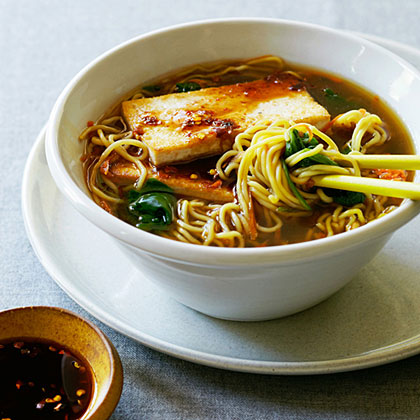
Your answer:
(46, 19), (420, 321)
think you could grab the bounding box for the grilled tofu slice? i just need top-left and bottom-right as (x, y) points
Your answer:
(100, 152), (234, 202)
(122, 73), (330, 166)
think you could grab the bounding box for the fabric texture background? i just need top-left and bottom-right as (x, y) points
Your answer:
(2, 1), (420, 418)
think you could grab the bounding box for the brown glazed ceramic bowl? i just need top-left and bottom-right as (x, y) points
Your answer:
(0, 306), (123, 419)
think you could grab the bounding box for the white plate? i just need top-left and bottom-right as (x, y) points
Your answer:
(22, 34), (420, 375)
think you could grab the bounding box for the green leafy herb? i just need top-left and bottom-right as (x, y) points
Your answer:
(323, 88), (359, 112)
(324, 88), (341, 99)
(298, 150), (338, 168)
(285, 129), (310, 158)
(127, 179), (176, 231)
(281, 159), (312, 211)
(142, 85), (162, 93)
(129, 193), (176, 231)
(175, 82), (202, 92)
(285, 129), (338, 168)
(323, 188), (366, 207)
(341, 145), (352, 155)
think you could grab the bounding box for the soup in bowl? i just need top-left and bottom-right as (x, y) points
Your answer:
(46, 19), (420, 320)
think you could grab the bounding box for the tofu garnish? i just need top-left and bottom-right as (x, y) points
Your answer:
(122, 73), (330, 166)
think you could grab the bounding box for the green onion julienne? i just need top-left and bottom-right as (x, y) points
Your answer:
(281, 159), (312, 211)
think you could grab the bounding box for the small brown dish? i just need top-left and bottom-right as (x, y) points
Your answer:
(0, 306), (123, 420)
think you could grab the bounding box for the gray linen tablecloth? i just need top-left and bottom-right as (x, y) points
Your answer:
(2, 1), (420, 418)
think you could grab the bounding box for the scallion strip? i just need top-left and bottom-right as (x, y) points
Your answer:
(281, 159), (312, 211)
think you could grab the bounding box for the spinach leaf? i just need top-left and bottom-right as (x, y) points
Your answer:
(127, 179), (176, 231)
(298, 150), (338, 168)
(129, 193), (177, 231)
(175, 82), (202, 92)
(285, 129), (309, 158)
(323, 88), (359, 112)
(323, 188), (366, 207)
(142, 85), (161, 93)
(285, 129), (337, 168)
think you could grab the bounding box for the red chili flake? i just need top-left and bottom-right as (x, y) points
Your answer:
(163, 166), (178, 174)
(370, 168), (407, 182)
(156, 171), (169, 179)
(14, 341), (24, 349)
(16, 379), (24, 389)
(58, 350), (65, 355)
(28, 381), (35, 387)
(141, 114), (161, 125)
(0, 344), (4, 349)
(87, 120), (94, 127)
(209, 180), (222, 188)
(100, 159), (110, 175)
(255, 241), (269, 247)
(304, 179), (315, 190)
(99, 200), (112, 214)
(49, 346), (57, 352)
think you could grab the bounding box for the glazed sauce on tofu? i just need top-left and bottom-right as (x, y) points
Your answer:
(0, 339), (93, 420)
(151, 155), (220, 183)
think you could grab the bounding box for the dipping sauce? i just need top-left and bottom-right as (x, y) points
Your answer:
(0, 339), (93, 420)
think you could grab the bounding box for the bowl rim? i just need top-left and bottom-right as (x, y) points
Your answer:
(45, 17), (420, 266)
(0, 305), (123, 420)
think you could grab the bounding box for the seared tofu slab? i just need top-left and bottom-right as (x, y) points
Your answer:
(122, 73), (330, 166)
(100, 152), (234, 202)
